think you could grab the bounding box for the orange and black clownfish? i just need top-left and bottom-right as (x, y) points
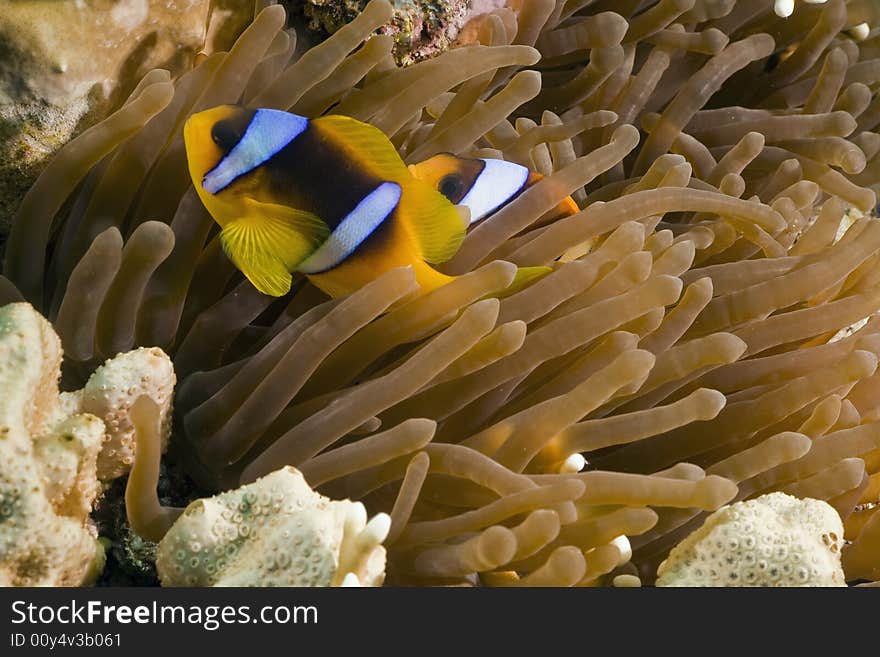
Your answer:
(408, 152), (581, 228)
(183, 105), (549, 298)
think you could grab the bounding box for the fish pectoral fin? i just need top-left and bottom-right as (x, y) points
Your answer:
(246, 199), (331, 267)
(222, 237), (293, 297)
(220, 202), (329, 297)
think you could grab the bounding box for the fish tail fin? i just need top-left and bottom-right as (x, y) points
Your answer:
(413, 261), (457, 294)
(509, 266), (552, 294)
(486, 265), (551, 300)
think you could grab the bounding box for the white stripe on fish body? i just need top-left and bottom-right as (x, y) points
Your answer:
(298, 181), (402, 274)
(202, 109), (308, 194)
(460, 158), (530, 224)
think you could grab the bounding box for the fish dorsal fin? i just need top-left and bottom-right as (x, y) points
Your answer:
(313, 115), (466, 264)
(220, 199), (329, 296)
(313, 115), (411, 179)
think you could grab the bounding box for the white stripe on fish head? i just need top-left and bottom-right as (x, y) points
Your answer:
(458, 158), (530, 224)
(202, 109), (308, 194)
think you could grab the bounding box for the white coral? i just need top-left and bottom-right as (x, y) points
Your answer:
(657, 492), (846, 587)
(156, 467), (389, 587)
(0, 303), (105, 586)
(71, 346), (175, 481)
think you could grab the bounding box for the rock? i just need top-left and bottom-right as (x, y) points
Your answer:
(298, 0), (470, 66)
(454, 0), (509, 45)
(205, 0), (261, 54)
(657, 492), (846, 587)
(0, 0), (218, 239)
(156, 466), (390, 586)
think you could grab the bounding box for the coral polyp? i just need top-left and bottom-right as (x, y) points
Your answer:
(1, 0), (880, 587)
(656, 492), (847, 587)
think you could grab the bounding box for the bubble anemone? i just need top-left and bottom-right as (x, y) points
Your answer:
(2, 0), (880, 585)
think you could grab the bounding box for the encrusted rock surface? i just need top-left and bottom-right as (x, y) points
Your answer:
(156, 466), (390, 587)
(0, 0), (222, 238)
(299, 0), (470, 65)
(657, 492), (846, 587)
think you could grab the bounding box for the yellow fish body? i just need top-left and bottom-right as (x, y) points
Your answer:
(184, 106), (553, 298)
(185, 105), (468, 298)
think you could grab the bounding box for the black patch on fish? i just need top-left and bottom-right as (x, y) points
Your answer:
(434, 154), (486, 204)
(763, 51), (781, 73)
(438, 174), (467, 202)
(261, 122), (391, 233)
(211, 108), (258, 153)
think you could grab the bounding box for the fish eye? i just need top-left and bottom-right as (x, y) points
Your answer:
(438, 174), (466, 201)
(211, 120), (242, 151)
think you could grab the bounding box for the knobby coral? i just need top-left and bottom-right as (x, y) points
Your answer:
(73, 346), (176, 481)
(0, 303), (104, 585)
(156, 465), (389, 586)
(656, 492), (846, 586)
(2, 0), (880, 586)
(0, 302), (178, 584)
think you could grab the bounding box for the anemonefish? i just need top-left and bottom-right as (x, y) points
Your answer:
(184, 106), (553, 299)
(408, 153), (580, 228)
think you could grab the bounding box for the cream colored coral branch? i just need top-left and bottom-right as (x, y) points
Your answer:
(0, 303), (104, 585)
(66, 346), (175, 481)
